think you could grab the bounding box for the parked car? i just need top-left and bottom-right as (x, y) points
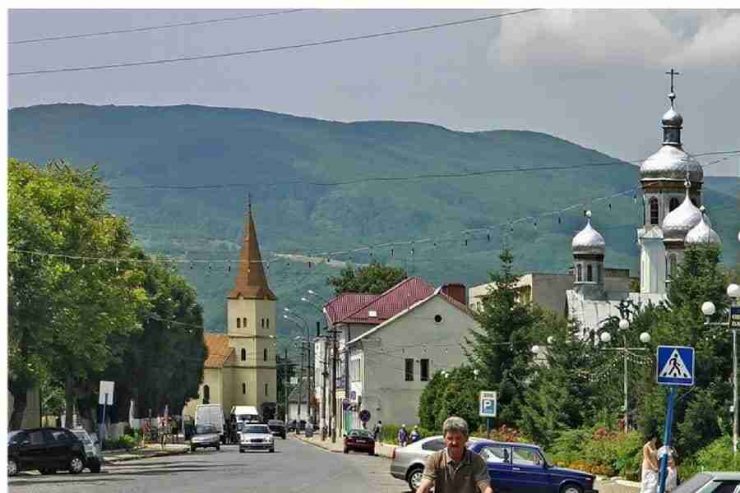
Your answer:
(287, 419), (306, 433)
(239, 424), (274, 453)
(344, 429), (375, 455)
(8, 427), (91, 476)
(674, 472), (740, 493)
(390, 436), (597, 493)
(70, 428), (103, 473)
(190, 424), (221, 452)
(267, 420), (287, 439)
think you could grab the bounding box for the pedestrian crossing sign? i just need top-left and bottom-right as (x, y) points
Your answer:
(656, 346), (695, 386)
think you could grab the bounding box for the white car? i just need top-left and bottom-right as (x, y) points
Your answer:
(238, 424), (275, 453)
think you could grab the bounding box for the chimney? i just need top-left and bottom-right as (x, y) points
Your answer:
(441, 283), (466, 306)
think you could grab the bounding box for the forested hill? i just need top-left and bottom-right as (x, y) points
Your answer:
(9, 104), (737, 337)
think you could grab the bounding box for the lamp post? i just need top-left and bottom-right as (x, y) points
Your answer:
(596, 319), (651, 432)
(702, 282), (740, 456)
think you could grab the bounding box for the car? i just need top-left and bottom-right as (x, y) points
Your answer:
(239, 424), (275, 453)
(190, 424), (221, 452)
(344, 429), (375, 455)
(287, 419), (307, 433)
(8, 427), (90, 476)
(390, 436), (597, 493)
(673, 472), (740, 493)
(267, 420), (287, 439)
(70, 428), (103, 473)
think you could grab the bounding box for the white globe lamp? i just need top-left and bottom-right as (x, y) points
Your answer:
(640, 332), (651, 344)
(531, 345), (541, 355)
(727, 284), (740, 299)
(600, 332), (612, 344)
(701, 301), (716, 316)
(618, 319), (630, 331)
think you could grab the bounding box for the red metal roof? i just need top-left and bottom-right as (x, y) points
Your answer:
(326, 277), (435, 325)
(324, 293), (380, 325)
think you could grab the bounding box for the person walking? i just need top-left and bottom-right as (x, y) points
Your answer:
(410, 425), (421, 443)
(640, 435), (660, 493)
(416, 416), (493, 493)
(373, 420), (383, 442)
(398, 424), (408, 447)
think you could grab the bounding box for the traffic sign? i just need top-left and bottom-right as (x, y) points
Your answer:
(730, 306), (740, 327)
(479, 391), (497, 418)
(99, 380), (115, 405)
(359, 410), (371, 423)
(656, 346), (695, 386)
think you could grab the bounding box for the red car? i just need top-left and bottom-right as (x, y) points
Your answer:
(343, 429), (375, 455)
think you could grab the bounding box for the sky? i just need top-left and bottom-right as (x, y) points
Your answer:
(7, 8), (740, 176)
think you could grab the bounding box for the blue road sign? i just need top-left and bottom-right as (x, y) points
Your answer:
(730, 306), (740, 327)
(656, 346), (694, 386)
(479, 391), (497, 418)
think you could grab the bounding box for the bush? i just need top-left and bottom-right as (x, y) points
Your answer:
(549, 426), (642, 479)
(681, 435), (740, 478)
(102, 434), (140, 451)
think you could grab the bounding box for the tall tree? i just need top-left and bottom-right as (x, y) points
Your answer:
(327, 260), (407, 295)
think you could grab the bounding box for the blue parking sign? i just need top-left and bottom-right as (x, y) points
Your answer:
(479, 391), (497, 418)
(656, 346), (694, 386)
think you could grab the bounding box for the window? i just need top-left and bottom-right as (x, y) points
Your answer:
(597, 265), (602, 284)
(241, 348), (246, 361)
(434, 314), (443, 323)
(264, 383), (268, 396)
(420, 359), (430, 381)
(264, 348), (268, 361)
(242, 383), (246, 395)
(236, 318), (241, 328)
(28, 430), (45, 445)
(266, 318), (270, 328)
(576, 264), (582, 282)
(669, 197), (680, 211)
(203, 385), (210, 404)
(242, 317), (247, 328)
(351, 359), (362, 382)
(713, 483), (740, 493)
(405, 358), (414, 381)
(512, 446), (545, 467)
(261, 318), (265, 328)
(421, 439), (445, 451)
(480, 445), (511, 464)
(649, 197), (659, 225)
(586, 264), (593, 282)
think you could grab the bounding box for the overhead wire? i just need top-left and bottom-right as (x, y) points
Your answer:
(9, 9), (540, 76)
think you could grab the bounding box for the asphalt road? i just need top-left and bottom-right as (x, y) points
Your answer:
(8, 438), (410, 493)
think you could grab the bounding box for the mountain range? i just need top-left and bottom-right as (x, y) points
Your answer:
(9, 104), (737, 342)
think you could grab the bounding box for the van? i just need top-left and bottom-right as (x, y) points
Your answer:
(231, 405), (261, 424)
(195, 404), (225, 443)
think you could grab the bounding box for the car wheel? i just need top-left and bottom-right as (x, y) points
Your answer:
(560, 483), (583, 493)
(407, 466), (424, 492)
(239, 448), (245, 453)
(8, 458), (18, 477)
(270, 448), (275, 453)
(216, 445), (221, 451)
(89, 462), (102, 473)
(69, 456), (85, 474)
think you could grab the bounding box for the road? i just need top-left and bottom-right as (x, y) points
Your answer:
(8, 438), (410, 493)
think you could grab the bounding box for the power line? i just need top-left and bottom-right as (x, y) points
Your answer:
(10, 9), (308, 45)
(106, 150), (740, 191)
(9, 9), (539, 77)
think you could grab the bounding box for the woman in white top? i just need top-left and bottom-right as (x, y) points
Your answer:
(640, 436), (659, 493)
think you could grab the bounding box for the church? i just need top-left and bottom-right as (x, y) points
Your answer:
(183, 204), (278, 421)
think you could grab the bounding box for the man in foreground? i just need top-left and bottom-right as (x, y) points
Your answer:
(416, 416), (494, 493)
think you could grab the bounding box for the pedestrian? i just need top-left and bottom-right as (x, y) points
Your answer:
(415, 416), (493, 493)
(398, 424), (408, 447)
(640, 434), (660, 493)
(410, 425), (421, 443)
(373, 420), (383, 442)
(658, 445), (679, 492)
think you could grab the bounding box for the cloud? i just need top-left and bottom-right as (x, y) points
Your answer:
(492, 10), (740, 68)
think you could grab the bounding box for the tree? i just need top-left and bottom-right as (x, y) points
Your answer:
(418, 367), (484, 432)
(466, 249), (543, 425)
(8, 159), (147, 428)
(327, 260), (407, 295)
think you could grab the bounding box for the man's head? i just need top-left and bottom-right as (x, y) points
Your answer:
(442, 416), (469, 458)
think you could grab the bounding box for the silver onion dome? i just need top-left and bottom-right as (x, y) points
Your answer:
(685, 207), (721, 245)
(662, 187), (702, 240)
(661, 106), (683, 127)
(572, 211), (606, 255)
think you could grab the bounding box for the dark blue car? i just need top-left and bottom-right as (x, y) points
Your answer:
(468, 440), (598, 493)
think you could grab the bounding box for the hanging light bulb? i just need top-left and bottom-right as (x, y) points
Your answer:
(390, 248), (394, 257)
(308, 261), (312, 269)
(486, 231), (491, 242)
(227, 261), (231, 272)
(558, 216), (562, 225)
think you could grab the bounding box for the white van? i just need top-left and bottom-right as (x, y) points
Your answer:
(195, 404), (225, 443)
(231, 405), (261, 425)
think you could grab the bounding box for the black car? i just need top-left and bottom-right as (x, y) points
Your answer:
(267, 420), (287, 439)
(8, 427), (93, 476)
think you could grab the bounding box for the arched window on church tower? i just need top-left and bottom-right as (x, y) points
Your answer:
(236, 318), (241, 329)
(203, 385), (210, 404)
(649, 198), (659, 225)
(241, 348), (246, 361)
(242, 383), (246, 395)
(576, 264), (582, 282)
(586, 265), (593, 282)
(669, 197), (680, 211)
(263, 348), (268, 362)
(242, 317), (247, 328)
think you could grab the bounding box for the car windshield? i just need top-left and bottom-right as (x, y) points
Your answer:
(243, 425), (270, 434)
(71, 430), (92, 444)
(195, 425), (217, 434)
(268, 420), (284, 426)
(8, 431), (23, 444)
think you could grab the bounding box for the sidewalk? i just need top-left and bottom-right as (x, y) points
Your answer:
(293, 434), (640, 493)
(103, 443), (191, 464)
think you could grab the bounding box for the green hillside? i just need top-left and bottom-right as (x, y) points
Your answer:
(9, 104), (737, 341)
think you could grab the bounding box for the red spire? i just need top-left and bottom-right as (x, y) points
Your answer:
(228, 204), (276, 300)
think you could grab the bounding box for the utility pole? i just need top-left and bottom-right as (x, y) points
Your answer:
(283, 348), (289, 423)
(298, 342), (303, 424)
(321, 336), (328, 440)
(331, 326), (338, 443)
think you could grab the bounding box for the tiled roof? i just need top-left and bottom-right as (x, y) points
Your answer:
(324, 293), (380, 325)
(204, 333), (234, 368)
(327, 277), (435, 325)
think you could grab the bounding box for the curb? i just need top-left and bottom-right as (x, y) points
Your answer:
(103, 447), (190, 464)
(293, 435), (395, 458)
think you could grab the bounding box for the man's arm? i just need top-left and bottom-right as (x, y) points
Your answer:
(479, 484), (494, 493)
(416, 478), (433, 493)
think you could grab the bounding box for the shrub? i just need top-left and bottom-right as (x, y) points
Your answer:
(681, 435), (740, 478)
(102, 434), (139, 451)
(549, 426), (642, 480)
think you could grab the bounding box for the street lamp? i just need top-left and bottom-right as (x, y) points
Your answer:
(598, 318), (651, 431)
(702, 282), (740, 457)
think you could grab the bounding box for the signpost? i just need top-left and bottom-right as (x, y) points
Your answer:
(99, 381), (115, 442)
(359, 409), (371, 424)
(479, 391), (497, 438)
(656, 346), (694, 493)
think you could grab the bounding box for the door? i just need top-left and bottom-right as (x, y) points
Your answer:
(20, 430), (49, 471)
(43, 429), (73, 469)
(478, 444), (514, 492)
(509, 446), (550, 493)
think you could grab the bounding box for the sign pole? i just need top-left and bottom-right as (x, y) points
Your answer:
(657, 386), (677, 493)
(101, 393), (108, 442)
